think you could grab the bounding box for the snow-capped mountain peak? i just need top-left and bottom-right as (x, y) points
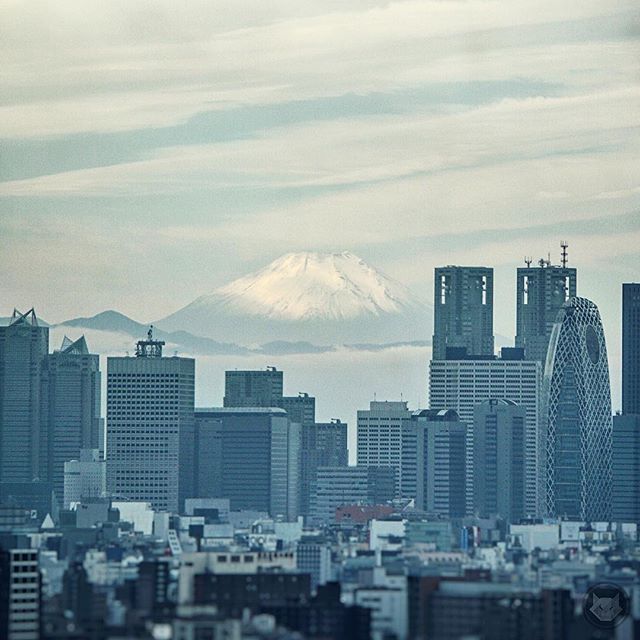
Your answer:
(193, 251), (415, 321)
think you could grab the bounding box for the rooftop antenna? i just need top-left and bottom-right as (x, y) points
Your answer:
(546, 252), (551, 267)
(524, 257), (532, 268)
(560, 241), (569, 268)
(538, 257), (546, 268)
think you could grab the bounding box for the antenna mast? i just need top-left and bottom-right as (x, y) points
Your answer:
(560, 241), (569, 268)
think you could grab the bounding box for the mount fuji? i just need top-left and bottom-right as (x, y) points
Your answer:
(157, 252), (431, 346)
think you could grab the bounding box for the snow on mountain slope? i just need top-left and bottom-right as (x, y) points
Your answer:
(157, 252), (430, 344)
(210, 251), (413, 320)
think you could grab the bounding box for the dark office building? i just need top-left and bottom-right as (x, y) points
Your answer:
(421, 582), (574, 640)
(300, 420), (348, 517)
(623, 283), (640, 414)
(432, 266), (494, 359)
(278, 392), (316, 427)
(194, 408), (300, 520)
(224, 367), (283, 407)
(473, 399), (526, 523)
(42, 336), (102, 503)
(193, 572), (311, 617)
(0, 309), (49, 484)
(402, 409), (466, 518)
(515, 252), (577, 364)
(613, 414), (640, 523)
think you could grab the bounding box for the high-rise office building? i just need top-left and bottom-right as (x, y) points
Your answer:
(223, 368), (283, 407)
(42, 336), (101, 502)
(63, 449), (106, 509)
(357, 401), (412, 497)
(193, 407), (301, 520)
(612, 414), (640, 523)
(278, 392), (316, 427)
(623, 283), (640, 414)
(542, 297), (612, 521)
(0, 309), (49, 484)
(473, 399), (526, 523)
(515, 249), (577, 364)
(224, 367), (315, 426)
(432, 266), (494, 360)
(428, 353), (541, 516)
(300, 420), (348, 517)
(106, 330), (195, 513)
(402, 409), (466, 517)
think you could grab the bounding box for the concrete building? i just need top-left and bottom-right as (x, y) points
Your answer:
(612, 413), (640, 523)
(106, 330), (195, 513)
(428, 353), (541, 516)
(515, 252), (577, 364)
(310, 466), (395, 524)
(296, 536), (332, 592)
(542, 297), (612, 521)
(0, 309), (49, 484)
(432, 266), (494, 360)
(623, 283), (640, 415)
(63, 448), (106, 508)
(402, 410), (466, 518)
(357, 401), (412, 496)
(42, 336), (102, 502)
(473, 399), (526, 523)
(193, 408), (301, 520)
(0, 547), (41, 640)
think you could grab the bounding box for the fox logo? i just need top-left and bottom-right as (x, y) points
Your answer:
(590, 593), (622, 623)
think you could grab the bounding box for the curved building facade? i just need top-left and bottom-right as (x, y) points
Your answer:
(542, 297), (612, 521)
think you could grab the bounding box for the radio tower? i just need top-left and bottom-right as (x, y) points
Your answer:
(560, 241), (569, 268)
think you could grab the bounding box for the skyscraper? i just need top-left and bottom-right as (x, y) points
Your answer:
(42, 336), (101, 502)
(622, 283), (640, 415)
(473, 399), (525, 523)
(0, 309), (49, 484)
(542, 297), (612, 521)
(612, 414), (640, 523)
(428, 354), (541, 516)
(223, 367), (283, 407)
(193, 407), (301, 520)
(432, 266), (494, 360)
(106, 330), (195, 512)
(300, 419), (348, 517)
(402, 409), (467, 517)
(357, 401), (412, 497)
(515, 249), (577, 365)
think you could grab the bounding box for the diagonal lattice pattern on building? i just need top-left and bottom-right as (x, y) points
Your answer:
(543, 297), (612, 521)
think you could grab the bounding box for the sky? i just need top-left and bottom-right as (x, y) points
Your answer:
(1, 1), (640, 419)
